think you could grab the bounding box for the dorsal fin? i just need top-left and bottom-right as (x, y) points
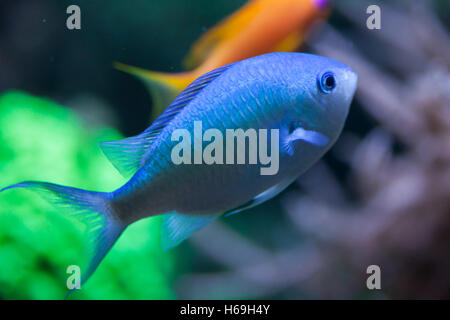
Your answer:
(99, 64), (233, 178)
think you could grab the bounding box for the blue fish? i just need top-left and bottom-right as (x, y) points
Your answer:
(1, 52), (357, 286)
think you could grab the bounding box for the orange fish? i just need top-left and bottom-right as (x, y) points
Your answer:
(116, 0), (331, 119)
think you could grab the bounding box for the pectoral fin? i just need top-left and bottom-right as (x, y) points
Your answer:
(281, 126), (329, 156)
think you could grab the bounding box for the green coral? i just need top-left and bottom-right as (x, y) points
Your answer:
(0, 91), (174, 299)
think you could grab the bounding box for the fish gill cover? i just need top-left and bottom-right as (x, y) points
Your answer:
(0, 92), (174, 299)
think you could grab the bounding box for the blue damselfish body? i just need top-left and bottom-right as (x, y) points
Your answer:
(1, 52), (357, 288)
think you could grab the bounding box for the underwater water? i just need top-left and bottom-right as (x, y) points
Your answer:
(0, 0), (449, 300)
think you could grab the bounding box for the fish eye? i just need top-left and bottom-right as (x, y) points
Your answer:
(318, 71), (336, 93)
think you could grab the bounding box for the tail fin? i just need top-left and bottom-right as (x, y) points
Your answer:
(0, 181), (125, 293)
(114, 62), (195, 120)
